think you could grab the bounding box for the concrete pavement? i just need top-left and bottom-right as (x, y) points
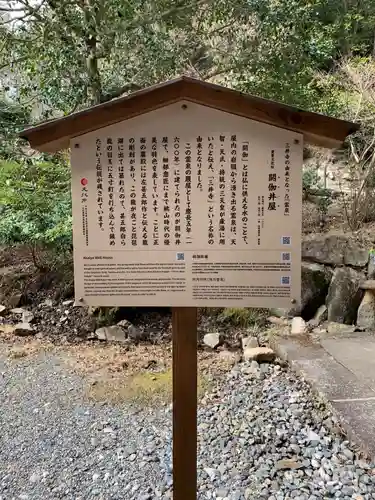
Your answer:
(271, 331), (375, 460)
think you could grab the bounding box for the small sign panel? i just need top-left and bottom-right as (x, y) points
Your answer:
(71, 101), (302, 307)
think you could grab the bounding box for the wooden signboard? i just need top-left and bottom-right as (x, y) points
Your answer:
(20, 77), (358, 500)
(70, 102), (303, 310)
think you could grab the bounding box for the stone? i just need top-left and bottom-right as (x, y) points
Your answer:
(360, 280), (375, 290)
(117, 319), (132, 328)
(276, 459), (304, 470)
(241, 336), (258, 349)
(22, 310), (34, 324)
(10, 307), (25, 315)
(326, 268), (364, 324)
(95, 325), (127, 342)
(62, 299), (74, 306)
(291, 317), (307, 335)
(8, 293), (22, 308)
(267, 316), (289, 326)
(204, 467), (217, 481)
(218, 350), (241, 367)
(309, 304), (328, 327)
(290, 262), (333, 318)
(116, 320), (141, 340)
(302, 233), (370, 267)
(368, 250), (375, 278)
(327, 322), (356, 335)
(356, 291), (375, 330)
(0, 305), (6, 316)
(307, 430), (320, 445)
(127, 324), (142, 340)
(243, 347), (275, 363)
(13, 323), (34, 336)
(203, 332), (221, 349)
(342, 448), (354, 461)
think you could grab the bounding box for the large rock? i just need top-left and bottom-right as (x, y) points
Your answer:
(276, 262), (332, 318)
(95, 325), (127, 342)
(368, 251), (375, 279)
(326, 268), (364, 324)
(243, 347), (275, 363)
(302, 233), (370, 267)
(0, 305), (6, 316)
(295, 262), (332, 317)
(357, 291), (375, 330)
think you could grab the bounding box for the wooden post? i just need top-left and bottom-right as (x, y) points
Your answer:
(172, 307), (198, 500)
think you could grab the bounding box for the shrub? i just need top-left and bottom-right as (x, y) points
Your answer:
(0, 158), (72, 269)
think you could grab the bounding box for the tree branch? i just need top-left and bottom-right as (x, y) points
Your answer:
(124, 0), (212, 31)
(100, 83), (143, 103)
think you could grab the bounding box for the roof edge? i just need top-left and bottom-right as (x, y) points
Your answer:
(20, 76), (359, 151)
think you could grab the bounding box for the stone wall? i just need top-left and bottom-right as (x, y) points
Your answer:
(275, 232), (375, 329)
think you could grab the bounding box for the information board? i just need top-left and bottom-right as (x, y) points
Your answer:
(71, 101), (302, 307)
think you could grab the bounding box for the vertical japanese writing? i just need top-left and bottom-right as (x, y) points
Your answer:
(95, 138), (104, 232)
(174, 137), (181, 245)
(219, 135), (226, 245)
(107, 138), (115, 246)
(230, 134), (237, 245)
(284, 143), (291, 216)
(151, 137), (159, 246)
(80, 175), (88, 247)
(117, 138), (126, 246)
(268, 149), (277, 211)
(140, 137), (148, 246)
(162, 137), (170, 246)
(241, 141), (249, 244)
(196, 136), (203, 192)
(185, 141), (192, 243)
(207, 136), (214, 245)
(129, 137), (137, 246)
(257, 195), (265, 246)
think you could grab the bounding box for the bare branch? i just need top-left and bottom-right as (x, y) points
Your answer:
(0, 56), (28, 70)
(0, 7), (26, 12)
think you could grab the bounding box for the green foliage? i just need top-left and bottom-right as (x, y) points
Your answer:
(0, 159), (72, 256)
(0, 98), (30, 160)
(302, 168), (321, 194)
(219, 307), (268, 328)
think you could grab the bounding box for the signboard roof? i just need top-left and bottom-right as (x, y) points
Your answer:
(20, 76), (358, 153)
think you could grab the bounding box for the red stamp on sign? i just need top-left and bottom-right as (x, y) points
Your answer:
(81, 178), (88, 186)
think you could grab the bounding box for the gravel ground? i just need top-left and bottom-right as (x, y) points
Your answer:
(0, 348), (374, 500)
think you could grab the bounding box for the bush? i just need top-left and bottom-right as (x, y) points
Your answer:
(0, 158), (72, 269)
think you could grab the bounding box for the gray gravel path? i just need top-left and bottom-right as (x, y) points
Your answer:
(0, 349), (374, 500)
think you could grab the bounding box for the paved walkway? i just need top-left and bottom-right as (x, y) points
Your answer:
(272, 331), (375, 460)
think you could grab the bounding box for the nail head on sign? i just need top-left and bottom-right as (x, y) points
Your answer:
(74, 143), (80, 148)
(294, 139), (300, 144)
(181, 104), (188, 110)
